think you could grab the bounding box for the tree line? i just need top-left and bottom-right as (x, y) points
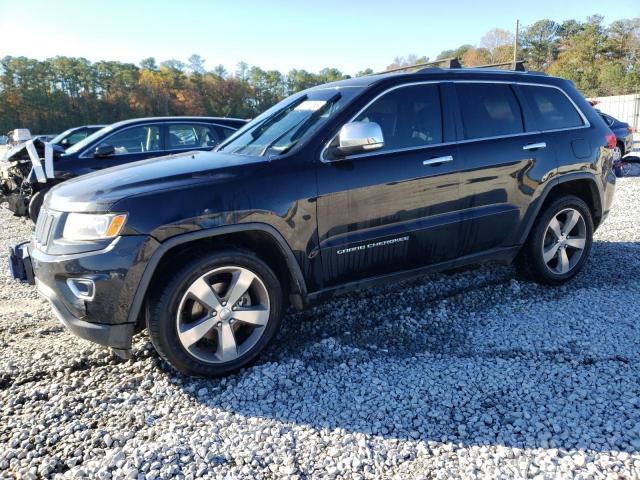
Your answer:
(0, 15), (637, 134)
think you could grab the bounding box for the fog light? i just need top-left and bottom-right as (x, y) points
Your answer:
(67, 278), (95, 300)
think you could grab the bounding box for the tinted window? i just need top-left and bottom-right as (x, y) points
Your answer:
(66, 130), (90, 146)
(216, 126), (236, 140)
(354, 84), (442, 151)
(97, 125), (161, 155)
(456, 83), (523, 139)
(521, 85), (584, 130)
(168, 124), (220, 149)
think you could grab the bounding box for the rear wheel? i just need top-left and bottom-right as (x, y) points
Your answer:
(148, 250), (284, 377)
(518, 195), (593, 285)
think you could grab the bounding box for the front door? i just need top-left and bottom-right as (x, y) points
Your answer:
(316, 82), (464, 287)
(73, 124), (164, 174)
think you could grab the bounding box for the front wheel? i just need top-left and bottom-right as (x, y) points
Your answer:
(28, 188), (49, 223)
(148, 250), (284, 377)
(518, 195), (593, 285)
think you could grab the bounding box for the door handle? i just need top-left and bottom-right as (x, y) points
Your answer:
(423, 155), (453, 166)
(523, 142), (546, 151)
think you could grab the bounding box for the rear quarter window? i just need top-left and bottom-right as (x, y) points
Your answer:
(520, 85), (584, 131)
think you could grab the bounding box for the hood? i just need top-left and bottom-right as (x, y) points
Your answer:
(46, 150), (264, 212)
(2, 138), (64, 162)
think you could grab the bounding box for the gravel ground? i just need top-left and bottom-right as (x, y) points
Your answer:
(1, 180), (640, 480)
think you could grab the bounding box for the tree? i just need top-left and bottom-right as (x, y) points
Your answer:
(139, 57), (158, 71)
(187, 54), (206, 74)
(386, 54), (429, 71)
(461, 47), (492, 66)
(356, 68), (374, 77)
(436, 45), (473, 60)
(521, 20), (559, 70)
(212, 64), (228, 79)
(235, 61), (249, 81)
(480, 28), (514, 63)
(160, 59), (186, 72)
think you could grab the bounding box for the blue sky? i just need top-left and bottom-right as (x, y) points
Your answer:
(0, 0), (637, 75)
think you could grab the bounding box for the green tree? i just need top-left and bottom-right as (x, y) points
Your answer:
(521, 20), (559, 70)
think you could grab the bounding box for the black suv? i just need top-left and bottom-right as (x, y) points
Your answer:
(0, 116), (247, 221)
(10, 66), (616, 377)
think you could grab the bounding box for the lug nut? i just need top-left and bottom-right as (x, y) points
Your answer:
(216, 321), (222, 327)
(221, 301), (226, 306)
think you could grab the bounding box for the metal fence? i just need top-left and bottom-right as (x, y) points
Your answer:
(589, 93), (640, 153)
(589, 93), (640, 131)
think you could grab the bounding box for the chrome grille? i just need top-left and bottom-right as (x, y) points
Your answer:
(33, 208), (56, 248)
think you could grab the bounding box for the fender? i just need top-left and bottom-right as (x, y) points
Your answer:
(126, 222), (308, 324)
(517, 172), (602, 245)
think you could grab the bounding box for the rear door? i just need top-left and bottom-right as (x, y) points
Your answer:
(454, 82), (556, 255)
(518, 83), (590, 171)
(316, 82), (464, 287)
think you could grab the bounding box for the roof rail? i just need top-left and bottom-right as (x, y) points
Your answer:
(374, 57), (461, 75)
(373, 58), (530, 76)
(469, 60), (527, 71)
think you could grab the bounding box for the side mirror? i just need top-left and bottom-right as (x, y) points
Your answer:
(334, 121), (384, 157)
(94, 145), (115, 158)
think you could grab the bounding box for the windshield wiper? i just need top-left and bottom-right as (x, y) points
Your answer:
(218, 95), (308, 153)
(260, 92), (341, 156)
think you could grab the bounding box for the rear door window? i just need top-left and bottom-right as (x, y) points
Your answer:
(354, 83), (443, 152)
(168, 124), (220, 150)
(456, 83), (524, 139)
(520, 85), (584, 131)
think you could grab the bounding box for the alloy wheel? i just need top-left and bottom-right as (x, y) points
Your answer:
(176, 266), (271, 364)
(541, 208), (587, 275)
(613, 146), (622, 162)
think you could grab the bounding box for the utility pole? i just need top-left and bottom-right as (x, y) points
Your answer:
(513, 19), (520, 62)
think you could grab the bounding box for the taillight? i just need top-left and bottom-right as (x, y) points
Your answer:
(629, 126), (635, 134)
(606, 133), (616, 149)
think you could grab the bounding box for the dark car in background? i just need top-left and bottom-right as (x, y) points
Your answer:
(49, 125), (106, 149)
(0, 116), (248, 221)
(9, 65), (616, 377)
(599, 111), (634, 161)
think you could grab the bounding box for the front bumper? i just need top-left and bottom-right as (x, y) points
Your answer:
(10, 234), (159, 352)
(35, 278), (135, 353)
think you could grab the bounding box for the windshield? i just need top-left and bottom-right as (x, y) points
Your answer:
(217, 87), (363, 156)
(65, 124), (114, 155)
(49, 127), (75, 145)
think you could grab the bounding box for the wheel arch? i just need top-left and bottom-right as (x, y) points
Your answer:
(519, 173), (603, 245)
(128, 223), (308, 328)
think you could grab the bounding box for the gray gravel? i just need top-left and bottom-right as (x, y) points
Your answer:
(1, 179), (640, 479)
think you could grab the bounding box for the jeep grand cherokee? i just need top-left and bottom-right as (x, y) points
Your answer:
(10, 65), (616, 377)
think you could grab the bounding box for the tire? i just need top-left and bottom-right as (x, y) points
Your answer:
(28, 189), (48, 223)
(148, 250), (284, 377)
(518, 195), (593, 285)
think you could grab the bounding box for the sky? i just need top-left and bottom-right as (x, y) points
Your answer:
(0, 0), (637, 76)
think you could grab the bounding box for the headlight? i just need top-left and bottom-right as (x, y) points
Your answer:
(62, 213), (127, 241)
